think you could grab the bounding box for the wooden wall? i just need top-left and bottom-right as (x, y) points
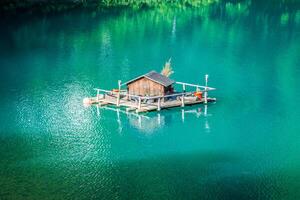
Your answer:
(127, 77), (165, 96)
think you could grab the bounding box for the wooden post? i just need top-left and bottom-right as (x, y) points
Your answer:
(138, 96), (141, 110)
(157, 98), (161, 111)
(117, 80), (121, 107)
(182, 84), (186, 107)
(118, 80), (121, 91)
(204, 74), (208, 104)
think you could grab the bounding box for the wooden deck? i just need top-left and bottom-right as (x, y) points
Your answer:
(85, 76), (216, 113)
(89, 94), (216, 113)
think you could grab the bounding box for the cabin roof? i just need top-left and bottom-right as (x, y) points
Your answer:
(124, 71), (175, 87)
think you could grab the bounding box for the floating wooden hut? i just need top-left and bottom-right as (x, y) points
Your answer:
(125, 71), (174, 98)
(84, 70), (216, 113)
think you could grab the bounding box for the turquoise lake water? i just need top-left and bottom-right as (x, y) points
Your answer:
(0, 1), (300, 199)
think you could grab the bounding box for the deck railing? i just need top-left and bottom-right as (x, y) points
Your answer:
(94, 87), (213, 110)
(93, 75), (215, 110)
(175, 81), (216, 91)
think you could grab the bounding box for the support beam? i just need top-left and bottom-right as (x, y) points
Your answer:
(116, 80), (121, 107)
(157, 98), (161, 111)
(138, 97), (141, 109)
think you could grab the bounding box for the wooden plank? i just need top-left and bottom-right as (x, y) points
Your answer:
(91, 95), (215, 110)
(87, 87), (216, 114)
(136, 98), (216, 113)
(126, 107), (137, 112)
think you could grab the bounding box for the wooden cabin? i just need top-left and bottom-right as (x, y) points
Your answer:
(124, 71), (175, 97)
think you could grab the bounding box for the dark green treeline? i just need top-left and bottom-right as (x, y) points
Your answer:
(1, 0), (218, 14)
(1, 0), (300, 16)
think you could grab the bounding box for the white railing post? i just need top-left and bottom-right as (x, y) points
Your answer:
(181, 94), (185, 107)
(204, 74), (208, 104)
(182, 83), (186, 93)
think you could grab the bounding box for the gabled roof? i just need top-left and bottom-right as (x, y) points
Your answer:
(124, 71), (175, 87)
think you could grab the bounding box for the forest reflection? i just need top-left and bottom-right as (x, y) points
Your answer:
(4, 0), (300, 51)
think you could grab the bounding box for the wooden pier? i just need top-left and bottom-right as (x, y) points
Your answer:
(88, 92), (216, 113)
(84, 73), (216, 113)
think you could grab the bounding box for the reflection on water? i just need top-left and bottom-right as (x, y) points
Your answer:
(94, 104), (214, 134)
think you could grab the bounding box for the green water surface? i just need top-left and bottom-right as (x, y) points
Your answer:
(0, 1), (300, 199)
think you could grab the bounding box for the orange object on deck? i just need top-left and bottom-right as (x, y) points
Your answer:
(112, 89), (119, 93)
(194, 91), (202, 99)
